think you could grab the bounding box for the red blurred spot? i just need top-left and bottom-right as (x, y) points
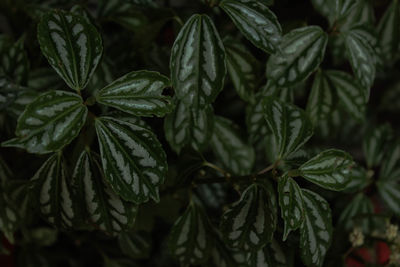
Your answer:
(0, 236), (14, 267)
(346, 257), (365, 267)
(376, 241), (390, 265)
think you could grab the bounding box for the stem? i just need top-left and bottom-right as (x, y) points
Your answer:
(202, 161), (230, 177)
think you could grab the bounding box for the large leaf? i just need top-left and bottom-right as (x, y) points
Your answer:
(262, 97), (313, 160)
(95, 117), (167, 204)
(220, 183), (277, 251)
(299, 189), (332, 267)
(266, 26), (328, 87)
(220, 0), (282, 54)
(338, 193), (374, 232)
(37, 10), (103, 91)
(2, 90), (87, 154)
(170, 14), (226, 108)
(362, 124), (391, 168)
(299, 149), (353, 191)
(164, 101), (214, 154)
(72, 150), (137, 234)
(97, 70), (173, 117)
(278, 176), (304, 240)
(377, 0), (400, 63)
(168, 201), (212, 265)
(30, 153), (75, 228)
(211, 116), (255, 175)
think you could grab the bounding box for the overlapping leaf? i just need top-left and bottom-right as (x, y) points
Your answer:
(377, 0), (400, 63)
(95, 117), (167, 204)
(2, 90), (87, 154)
(338, 193), (374, 232)
(0, 189), (19, 241)
(118, 231), (152, 259)
(379, 140), (400, 181)
(363, 124), (391, 168)
(97, 70), (173, 117)
(0, 38), (29, 85)
(247, 239), (287, 267)
(377, 181), (400, 217)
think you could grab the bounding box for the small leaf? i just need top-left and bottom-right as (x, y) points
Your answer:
(379, 141), (400, 182)
(299, 189), (332, 267)
(211, 116), (255, 175)
(170, 14), (226, 108)
(266, 26), (328, 87)
(220, 0), (282, 53)
(299, 149), (353, 191)
(2, 90), (87, 154)
(95, 117), (167, 204)
(0, 38), (29, 85)
(220, 183), (277, 251)
(377, 0), (400, 63)
(37, 10), (103, 91)
(97, 70), (173, 117)
(377, 180), (400, 217)
(262, 97), (313, 159)
(363, 124), (391, 168)
(338, 193), (374, 232)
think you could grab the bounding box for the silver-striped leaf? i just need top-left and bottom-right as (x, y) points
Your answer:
(299, 189), (332, 267)
(0, 38), (29, 85)
(37, 10), (103, 91)
(220, 0), (282, 54)
(379, 140), (400, 182)
(168, 201), (212, 265)
(97, 70), (173, 117)
(95, 117), (167, 204)
(342, 165), (370, 193)
(362, 124), (391, 168)
(338, 193), (374, 232)
(377, 0), (400, 63)
(2, 90), (87, 154)
(30, 153), (75, 228)
(299, 149), (353, 191)
(246, 94), (270, 144)
(377, 180), (400, 217)
(118, 231), (152, 259)
(262, 97), (313, 160)
(0, 189), (19, 242)
(211, 116), (255, 175)
(220, 183), (277, 251)
(72, 150), (137, 234)
(170, 14), (226, 108)
(266, 26), (328, 87)
(247, 239), (287, 267)
(164, 100), (214, 154)
(311, 0), (336, 25)
(278, 175), (305, 240)
(208, 230), (244, 267)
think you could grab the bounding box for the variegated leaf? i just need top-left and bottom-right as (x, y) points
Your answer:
(300, 189), (332, 267)
(299, 149), (353, 191)
(168, 201), (212, 265)
(95, 117), (167, 204)
(2, 90), (87, 154)
(164, 101), (214, 154)
(220, 183), (277, 251)
(377, 0), (400, 63)
(30, 153), (75, 228)
(97, 70), (173, 117)
(246, 94), (269, 144)
(247, 239), (287, 267)
(170, 14), (226, 108)
(266, 26), (328, 87)
(27, 68), (64, 91)
(342, 165), (370, 193)
(72, 150), (137, 234)
(379, 140), (400, 182)
(311, 0), (336, 25)
(0, 189), (19, 242)
(262, 97), (313, 160)
(340, 0), (375, 30)
(0, 156), (12, 184)
(363, 124), (391, 168)
(208, 230), (243, 267)
(377, 180), (400, 217)
(335, 0), (358, 20)
(338, 193), (374, 232)
(0, 38), (29, 85)
(211, 116), (255, 175)
(118, 231), (152, 259)
(220, 0), (282, 54)
(278, 176), (304, 240)
(37, 10), (102, 91)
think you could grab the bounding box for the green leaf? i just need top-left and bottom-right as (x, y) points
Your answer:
(299, 189), (332, 267)
(262, 97), (313, 159)
(37, 10), (103, 91)
(220, 183), (277, 251)
(266, 26), (328, 87)
(363, 124), (391, 168)
(335, 0), (358, 20)
(338, 193), (374, 232)
(0, 189), (19, 242)
(170, 14), (226, 108)
(246, 94), (270, 144)
(211, 116), (255, 175)
(342, 165), (370, 193)
(164, 101), (214, 154)
(97, 70), (173, 117)
(168, 201), (212, 265)
(379, 141), (400, 182)
(2, 90), (87, 154)
(0, 156), (12, 184)
(118, 231), (152, 259)
(0, 38), (29, 85)
(377, 181), (400, 217)
(340, 0), (375, 30)
(278, 176), (305, 240)
(27, 68), (64, 91)
(30, 153), (75, 228)
(95, 117), (167, 204)
(208, 230), (243, 267)
(299, 149), (353, 191)
(220, 0), (282, 53)
(72, 150), (137, 234)
(311, 0), (336, 25)
(377, 0), (400, 63)
(247, 239), (287, 267)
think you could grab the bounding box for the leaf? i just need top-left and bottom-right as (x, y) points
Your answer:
(220, 0), (282, 54)
(168, 201), (212, 265)
(30, 153), (75, 228)
(262, 97), (313, 159)
(0, 38), (29, 85)
(95, 117), (167, 204)
(247, 239), (287, 267)
(170, 14), (226, 108)
(311, 0), (336, 24)
(2, 90), (87, 154)
(37, 10), (103, 91)
(338, 193), (374, 232)
(377, 0), (400, 63)
(164, 101), (214, 154)
(27, 68), (64, 91)
(340, 0), (375, 31)
(207, 230), (244, 267)
(211, 116), (255, 175)
(220, 183), (277, 251)
(97, 70), (173, 117)
(379, 141), (400, 182)
(335, 0), (358, 20)
(0, 189), (19, 242)
(278, 176), (305, 240)
(377, 181), (400, 217)
(118, 231), (152, 259)
(299, 149), (353, 191)
(363, 124), (391, 168)
(342, 165), (370, 193)
(72, 150), (137, 234)
(246, 94), (270, 144)
(299, 189), (332, 267)
(266, 26), (328, 87)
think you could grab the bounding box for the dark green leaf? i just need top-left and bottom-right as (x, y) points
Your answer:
(0, 189), (19, 242)
(118, 231), (151, 259)
(377, 0), (400, 63)
(377, 180), (400, 217)
(363, 124), (391, 168)
(338, 193), (374, 232)
(379, 140), (400, 182)
(247, 239), (287, 267)
(342, 165), (370, 193)
(246, 94), (269, 144)
(0, 38), (29, 85)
